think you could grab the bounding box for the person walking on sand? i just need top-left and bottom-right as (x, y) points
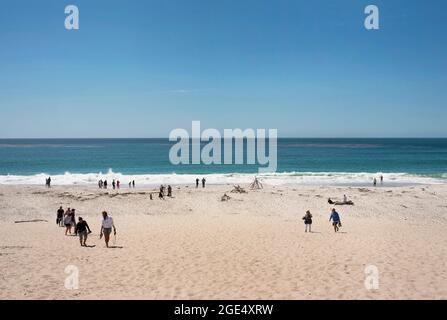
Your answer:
(75, 217), (92, 247)
(100, 211), (116, 248)
(71, 208), (76, 228)
(167, 185), (172, 197)
(302, 210), (313, 233)
(64, 208), (73, 235)
(56, 206), (64, 226)
(196, 178), (199, 188)
(329, 208), (342, 233)
(202, 178), (206, 188)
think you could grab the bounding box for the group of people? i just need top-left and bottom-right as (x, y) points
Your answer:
(57, 207), (117, 247)
(195, 178), (206, 188)
(157, 185), (172, 199)
(302, 208), (343, 233)
(373, 175), (384, 186)
(98, 179), (135, 189)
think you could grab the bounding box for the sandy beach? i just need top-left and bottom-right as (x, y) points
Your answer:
(1, 183), (446, 300)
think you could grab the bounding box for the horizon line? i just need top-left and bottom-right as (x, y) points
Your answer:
(1, 137), (447, 140)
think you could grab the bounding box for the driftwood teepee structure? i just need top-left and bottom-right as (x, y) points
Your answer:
(249, 177), (263, 190)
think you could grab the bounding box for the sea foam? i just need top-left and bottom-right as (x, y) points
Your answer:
(0, 169), (445, 186)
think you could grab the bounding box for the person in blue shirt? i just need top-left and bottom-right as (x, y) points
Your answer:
(329, 208), (342, 232)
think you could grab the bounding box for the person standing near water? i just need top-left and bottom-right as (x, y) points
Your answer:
(196, 178), (199, 188)
(202, 178), (206, 188)
(380, 175), (384, 184)
(100, 211), (116, 248)
(373, 178), (377, 186)
(112, 179), (116, 190)
(132, 180), (135, 188)
(329, 208), (342, 232)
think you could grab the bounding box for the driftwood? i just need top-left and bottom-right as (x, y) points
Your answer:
(334, 201), (354, 206)
(221, 193), (231, 201)
(230, 185), (247, 193)
(14, 219), (48, 224)
(249, 177), (263, 190)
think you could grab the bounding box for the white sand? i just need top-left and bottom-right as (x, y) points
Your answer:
(0, 184), (446, 299)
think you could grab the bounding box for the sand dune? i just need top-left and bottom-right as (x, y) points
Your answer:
(0, 184), (446, 299)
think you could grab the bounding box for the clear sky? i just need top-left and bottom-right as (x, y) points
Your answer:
(0, 0), (446, 138)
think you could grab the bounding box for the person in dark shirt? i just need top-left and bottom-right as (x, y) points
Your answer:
(167, 185), (172, 197)
(302, 210), (313, 233)
(202, 178), (206, 188)
(195, 178), (199, 188)
(75, 217), (92, 247)
(56, 206), (64, 226)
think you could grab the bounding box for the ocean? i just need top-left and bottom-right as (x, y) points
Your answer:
(0, 138), (446, 186)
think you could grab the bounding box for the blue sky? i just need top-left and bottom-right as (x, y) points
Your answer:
(0, 0), (446, 138)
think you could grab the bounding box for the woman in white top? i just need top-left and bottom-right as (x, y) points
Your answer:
(100, 211), (116, 248)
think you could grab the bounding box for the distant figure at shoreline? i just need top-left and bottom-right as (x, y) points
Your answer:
(104, 180), (108, 189)
(129, 181), (131, 188)
(132, 180), (135, 188)
(202, 178), (206, 188)
(302, 210), (313, 233)
(56, 206), (64, 226)
(117, 180), (120, 189)
(45, 177), (51, 188)
(112, 179), (116, 190)
(196, 178), (199, 188)
(100, 211), (116, 248)
(329, 208), (342, 232)
(380, 175), (384, 184)
(167, 185), (172, 197)
(373, 178), (377, 187)
(98, 180), (103, 189)
(75, 217), (92, 247)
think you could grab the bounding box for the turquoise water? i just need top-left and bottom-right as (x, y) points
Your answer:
(0, 138), (446, 185)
